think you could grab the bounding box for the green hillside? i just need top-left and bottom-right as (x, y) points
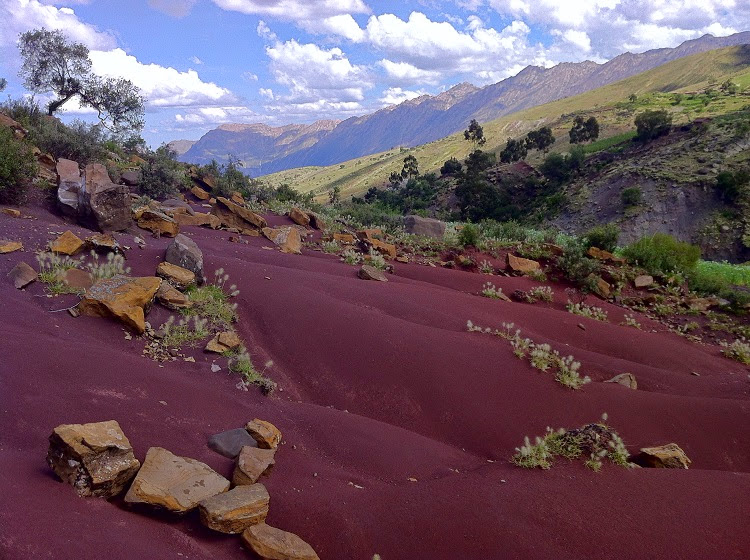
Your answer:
(261, 45), (750, 201)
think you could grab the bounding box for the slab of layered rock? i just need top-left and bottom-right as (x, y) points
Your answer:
(8, 261), (37, 289)
(288, 208), (310, 227)
(332, 233), (355, 244)
(86, 233), (122, 254)
(138, 209), (179, 237)
(242, 523), (320, 560)
(233, 446), (275, 485)
(199, 483), (269, 534)
(507, 253), (540, 273)
(0, 240), (23, 254)
(191, 185), (211, 201)
(246, 419), (282, 449)
(156, 282), (192, 311)
(174, 212), (221, 229)
(605, 373), (637, 389)
(58, 268), (94, 291)
(2, 208), (21, 217)
(404, 215), (445, 238)
(205, 331), (242, 353)
(156, 261), (196, 290)
(634, 275), (654, 288)
(211, 197), (267, 232)
(47, 420), (140, 498)
(124, 447), (230, 513)
(262, 227), (302, 255)
(369, 238), (396, 259)
(165, 234), (204, 284)
(358, 264), (388, 282)
(636, 443), (691, 469)
(49, 230), (85, 255)
(78, 275), (161, 334)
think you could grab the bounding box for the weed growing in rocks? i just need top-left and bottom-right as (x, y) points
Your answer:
(481, 282), (506, 299)
(513, 414), (630, 470)
(159, 316), (209, 349)
(479, 259), (494, 274)
(525, 286), (554, 303)
(35, 251), (83, 295)
(566, 301), (608, 321)
(321, 240), (340, 254)
(86, 251), (130, 280)
(721, 338), (750, 364)
(467, 320), (590, 389)
(182, 269), (238, 329)
(341, 248), (363, 266)
(525, 268), (548, 283)
(230, 351), (277, 395)
(368, 249), (387, 270)
(621, 314), (642, 329)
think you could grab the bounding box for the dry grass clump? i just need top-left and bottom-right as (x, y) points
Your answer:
(566, 300), (608, 321)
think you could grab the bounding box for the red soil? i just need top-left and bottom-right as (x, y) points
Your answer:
(1, 204), (749, 560)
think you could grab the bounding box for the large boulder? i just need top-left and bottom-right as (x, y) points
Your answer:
(84, 164), (132, 232)
(78, 275), (161, 334)
(507, 254), (540, 273)
(46, 420), (140, 498)
(404, 215), (445, 238)
(211, 197), (267, 232)
(242, 524), (320, 560)
(165, 234), (205, 284)
(233, 446), (276, 485)
(120, 170), (141, 187)
(124, 447), (230, 513)
(288, 208), (310, 227)
(199, 484), (270, 534)
(56, 159), (83, 217)
(262, 227), (302, 254)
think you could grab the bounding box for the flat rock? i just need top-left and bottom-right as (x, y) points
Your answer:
(2, 208), (21, 217)
(404, 215), (445, 238)
(234, 445), (276, 485)
(263, 227), (302, 254)
(208, 428), (258, 459)
(332, 233), (355, 244)
(47, 420), (140, 498)
(50, 230), (85, 255)
(199, 483), (270, 534)
(357, 228), (383, 242)
(507, 253), (540, 273)
(8, 261), (37, 288)
(174, 212), (221, 229)
(138, 209), (179, 237)
(79, 275), (161, 334)
(369, 238), (396, 259)
(242, 523), (320, 560)
(358, 265), (388, 282)
(212, 197), (267, 231)
(166, 234), (205, 284)
(246, 419), (282, 449)
(288, 208), (310, 227)
(124, 447), (230, 513)
(86, 233), (122, 254)
(191, 185), (211, 201)
(205, 331), (242, 353)
(156, 282), (192, 311)
(156, 261), (196, 290)
(636, 443), (691, 469)
(634, 275), (654, 289)
(0, 240), (23, 254)
(307, 212), (325, 230)
(58, 268), (94, 291)
(605, 372), (637, 389)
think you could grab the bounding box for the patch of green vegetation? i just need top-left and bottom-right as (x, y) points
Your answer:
(566, 301), (609, 321)
(583, 130), (637, 154)
(622, 233), (701, 277)
(0, 126), (38, 204)
(695, 260), (750, 287)
(181, 269), (239, 329)
(229, 350), (277, 394)
(721, 338), (750, 364)
(35, 251), (83, 295)
(159, 315), (209, 349)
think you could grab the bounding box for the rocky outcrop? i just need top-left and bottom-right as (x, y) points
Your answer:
(635, 443), (691, 469)
(137, 209), (179, 237)
(263, 227), (302, 254)
(199, 484), (270, 534)
(156, 261), (196, 290)
(241, 523), (320, 560)
(165, 234), (205, 284)
(507, 254), (540, 273)
(124, 447), (230, 513)
(47, 420), (140, 498)
(234, 446), (276, 486)
(404, 215), (446, 238)
(49, 230), (85, 256)
(358, 265), (388, 282)
(246, 419), (282, 450)
(7, 261), (37, 289)
(83, 164), (132, 232)
(79, 275), (161, 334)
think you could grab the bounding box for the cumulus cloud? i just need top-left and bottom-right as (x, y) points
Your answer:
(148, 0), (197, 18)
(378, 60), (442, 85)
(212, 0), (370, 20)
(175, 105), (262, 127)
(89, 48), (236, 109)
(378, 87), (427, 106)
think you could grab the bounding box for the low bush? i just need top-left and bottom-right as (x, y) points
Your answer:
(621, 187), (642, 207)
(584, 223), (619, 252)
(622, 233), (700, 276)
(139, 145), (189, 199)
(0, 127), (37, 204)
(458, 223), (479, 247)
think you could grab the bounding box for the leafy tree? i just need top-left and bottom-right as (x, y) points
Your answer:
(716, 170), (749, 203)
(464, 119), (486, 146)
(499, 138), (528, 163)
(569, 116), (600, 144)
(720, 79), (739, 95)
(440, 157), (463, 176)
(18, 28), (145, 133)
(464, 149), (496, 175)
(539, 146), (585, 185)
(634, 110), (672, 142)
(0, 127), (37, 204)
(329, 185), (341, 205)
(401, 154), (419, 179)
(525, 127), (555, 152)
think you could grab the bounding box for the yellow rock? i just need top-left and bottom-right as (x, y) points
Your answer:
(191, 185), (211, 201)
(205, 331), (242, 353)
(288, 208), (310, 227)
(507, 253), (540, 273)
(242, 523), (319, 560)
(0, 240), (23, 254)
(138, 209), (179, 237)
(156, 261), (196, 290)
(245, 419), (282, 449)
(370, 238), (396, 259)
(1, 208), (21, 218)
(50, 230), (85, 255)
(79, 275), (161, 334)
(262, 227), (302, 255)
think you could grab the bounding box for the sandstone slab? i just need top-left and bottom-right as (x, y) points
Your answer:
(634, 275), (654, 289)
(199, 483), (269, 534)
(56, 158), (82, 217)
(50, 230), (85, 255)
(2, 208), (21, 217)
(0, 240), (23, 254)
(138, 209), (179, 237)
(124, 447), (230, 513)
(234, 446), (276, 485)
(246, 419), (282, 449)
(156, 261), (196, 290)
(79, 275), (161, 334)
(636, 443), (691, 469)
(205, 331), (242, 353)
(212, 197), (267, 231)
(191, 185), (211, 201)
(86, 233), (122, 254)
(242, 523), (320, 560)
(8, 261), (37, 289)
(47, 420), (140, 498)
(333, 233), (355, 244)
(58, 268), (94, 291)
(370, 238), (396, 259)
(288, 208), (310, 227)
(358, 265), (388, 282)
(605, 373), (637, 390)
(156, 282), (192, 311)
(404, 215), (445, 238)
(507, 254), (540, 273)
(263, 227), (302, 254)
(84, 163), (132, 232)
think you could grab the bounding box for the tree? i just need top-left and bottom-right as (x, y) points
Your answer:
(720, 79), (739, 95)
(329, 185), (341, 205)
(569, 116), (599, 144)
(401, 154), (419, 179)
(499, 138), (527, 163)
(634, 110), (672, 142)
(464, 119), (486, 146)
(525, 127), (555, 152)
(440, 157), (463, 175)
(18, 28), (144, 133)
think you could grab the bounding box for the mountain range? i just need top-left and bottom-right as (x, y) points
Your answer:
(178, 32), (750, 176)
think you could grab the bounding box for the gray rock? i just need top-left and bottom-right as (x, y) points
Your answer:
(358, 264), (388, 282)
(161, 198), (195, 216)
(84, 164), (132, 232)
(56, 158), (83, 217)
(120, 170), (141, 186)
(404, 215), (446, 238)
(7, 261), (37, 289)
(208, 428), (258, 459)
(166, 233), (205, 284)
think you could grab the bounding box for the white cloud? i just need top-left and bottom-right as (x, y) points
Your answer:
(256, 20), (277, 41)
(174, 105), (261, 127)
(243, 71), (258, 81)
(301, 14), (366, 42)
(379, 60), (442, 85)
(190, 55), (203, 65)
(212, 0), (370, 20)
(378, 87), (427, 106)
(148, 0), (197, 18)
(89, 48), (236, 109)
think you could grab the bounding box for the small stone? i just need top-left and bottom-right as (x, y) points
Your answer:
(124, 447), (230, 513)
(395, 255), (409, 263)
(50, 230), (85, 255)
(233, 445), (276, 485)
(86, 233), (122, 254)
(246, 419), (282, 449)
(156, 261), (196, 290)
(242, 523), (320, 560)
(288, 208), (310, 227)
(1, 208), (21, 217)
(7, 261), (37, 289)
(605, 372), (637, 389)
(0, 240), (23, 254)
(634, 275), (654, 289)
(332, 233), (355, 244)
(199, 484), (269, 534)
(211, 363), (222, 373)
(635, 443), (691, 469)
(358, 265), (388, 282)
(156, 282), (192, 311)
(58, 268), (94, 291)
(205, 331), (242, 353)
(507, 253), (540, 273)
(47, 420), (140, 498)
(208, 428), (258, 459)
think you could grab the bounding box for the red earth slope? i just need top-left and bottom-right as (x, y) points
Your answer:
(1, 205), (749, 560)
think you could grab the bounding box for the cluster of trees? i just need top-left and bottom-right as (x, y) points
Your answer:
(499, 126), (556, 164)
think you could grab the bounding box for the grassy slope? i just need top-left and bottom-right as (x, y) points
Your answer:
(261, 46), (750, 201)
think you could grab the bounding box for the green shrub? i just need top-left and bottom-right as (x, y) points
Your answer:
(440, 157), (463, 175)
(139, 145), (189, 199)
(31, 118), (108, 164)
(621, 187), (642, 207)
(458, 223), (480, 247)
(556, 239), (600, 284)
(622, 233), (700, 276)
(584, 223), (619, 252)
(0, 127), (37, 204)
(635, 110), (672, 142)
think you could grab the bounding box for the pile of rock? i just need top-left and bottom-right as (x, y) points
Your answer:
(47, 418), (319, 559)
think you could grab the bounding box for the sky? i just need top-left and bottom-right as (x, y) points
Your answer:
(0, 0), (747, 147)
